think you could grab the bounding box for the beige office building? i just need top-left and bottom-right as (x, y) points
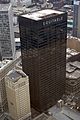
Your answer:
(0, 56), (21, 112)
(5, 69), (31, 120)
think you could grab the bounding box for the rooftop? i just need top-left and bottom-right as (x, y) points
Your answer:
(66, 60), (80, 79)
(66, 70), (80, 79)
(70, 61), (80, 69)
(33, 113), (55, 120)
(66, 54), (72, 59)
(66, 48), (79, 56)
(66, 63), (76, 73)
(67, 36), (80, 42)
(0, 60), (11, 70)
(0, 3), (11, 11)
(48, 105), (80, 120)
(33, 113), (48, 120)
(15, 38), (20, 42)
(22, 9), (64, 21)
(13, 5), (40, 16)
(63, 5), (73, 9)
(7, 69), (27, 83)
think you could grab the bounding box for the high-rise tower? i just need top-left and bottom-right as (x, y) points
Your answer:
(0, 57), (21, 112)
(0, 3), (15, 60)
(5, 70), (31, 120)
(19, 9), (67, 112)
(73, 0), (80, 38)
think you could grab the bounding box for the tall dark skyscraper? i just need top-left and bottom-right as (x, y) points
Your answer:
(19, 9), (67, 112)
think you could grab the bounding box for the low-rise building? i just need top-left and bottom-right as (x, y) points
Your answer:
(66, 61), (80, 95)
(48, 105), (80, 120)
(67, 36), (80, 52)
(66, 48), (80, 62)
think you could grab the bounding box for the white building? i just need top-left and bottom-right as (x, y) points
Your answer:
(0, 56), (21, 112)
(5, 69), (31, 120)
(0, 3), (15, 60)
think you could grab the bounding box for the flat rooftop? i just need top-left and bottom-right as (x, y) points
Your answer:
(66, 70), (80, 79)
(15, 38), (20, 42)
(70, 61), (80, 69)
(33, 113), (48, 120)
(22, 9), (64, 21)
(33, 113), (55, 120)
(0, 60), (11, 70)
(0, 4), (10, 11)
(66, 63), (76, 73)
(7, 69), (27, 83)
(66, 48), (79, 56)
(48, 106), (80, 120)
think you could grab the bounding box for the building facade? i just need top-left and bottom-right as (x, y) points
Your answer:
(0, 3), (15, 60)
(66, 61), (80, 95)
(73, 0), (80, 38)
(5, 70), (31, 120)
(19, 9), (67, 112)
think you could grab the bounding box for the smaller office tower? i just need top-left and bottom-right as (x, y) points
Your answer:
(5, 70), (31, 120)
(0, 57), (21, 112)
(0, 3), (15, 60)
(73, 0), (80, 38)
